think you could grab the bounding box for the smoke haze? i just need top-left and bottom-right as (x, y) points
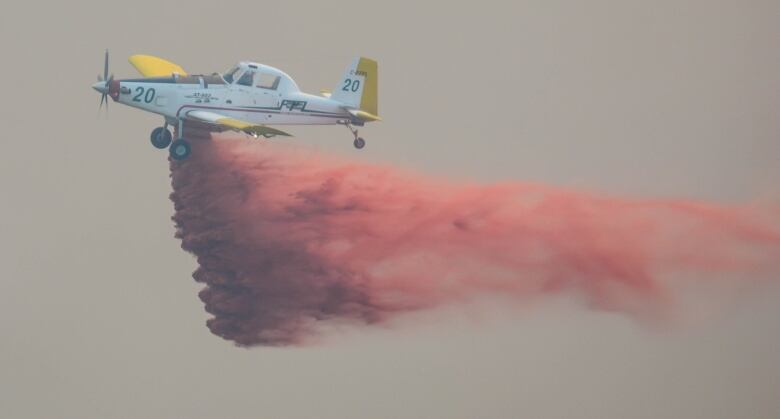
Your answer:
(170, 133), (780, 346)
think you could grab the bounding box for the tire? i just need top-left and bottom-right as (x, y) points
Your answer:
(151, 127), (172, 149)
(169, 139), (192, 161)
(353, 137), (366, 149)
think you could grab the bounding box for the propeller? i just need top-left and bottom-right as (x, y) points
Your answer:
(96, 49), (114, 114)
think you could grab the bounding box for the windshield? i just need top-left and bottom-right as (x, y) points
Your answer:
(222, 66), (240, 84)
(237, 70), (255, 86)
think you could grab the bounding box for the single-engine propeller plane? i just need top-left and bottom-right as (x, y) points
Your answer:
(91, 51), (380, 160)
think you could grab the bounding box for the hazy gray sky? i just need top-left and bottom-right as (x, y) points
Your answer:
(1, 1), (779, 418)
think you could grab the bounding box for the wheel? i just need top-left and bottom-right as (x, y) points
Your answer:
(353, 137), (366, 149)
(150, 127), (172, 149)
(169, 139), (192, 161)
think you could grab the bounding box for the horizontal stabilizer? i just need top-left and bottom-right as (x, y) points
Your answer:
(345, 108), (382, 122)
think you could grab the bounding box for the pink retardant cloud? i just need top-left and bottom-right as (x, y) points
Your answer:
(170, 134), (780, 346)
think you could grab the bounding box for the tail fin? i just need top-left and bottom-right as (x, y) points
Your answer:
(331, 57), (378, 117)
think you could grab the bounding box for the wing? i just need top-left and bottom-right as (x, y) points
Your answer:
(184, 110), (292, 138)
(128, 55), (188, 77)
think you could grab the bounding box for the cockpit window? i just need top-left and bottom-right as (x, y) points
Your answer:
(237, 70), (255, 86)
(256, 73), (281, 90)
(223, 66), (240, 84)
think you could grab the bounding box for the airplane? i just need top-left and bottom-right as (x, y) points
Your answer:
(91, 51), (380, 160)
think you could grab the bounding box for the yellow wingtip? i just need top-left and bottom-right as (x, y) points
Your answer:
(128, 54), (188, 77)
(215, 118), (252, 130)
(217, 118), (292, 137)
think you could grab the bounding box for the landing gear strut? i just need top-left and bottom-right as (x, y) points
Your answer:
(342, 121), (366, 150)
(169, 119), (192, 161)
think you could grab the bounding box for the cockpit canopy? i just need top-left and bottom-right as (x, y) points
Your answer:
(221, 62), (298, 92)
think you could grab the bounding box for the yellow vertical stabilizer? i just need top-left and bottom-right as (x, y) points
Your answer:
(332, 57), (379, 119)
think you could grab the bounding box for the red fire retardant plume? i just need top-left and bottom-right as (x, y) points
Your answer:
(169, 134), (780, 346)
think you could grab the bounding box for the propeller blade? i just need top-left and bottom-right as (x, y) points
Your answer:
(97, 50), (111, 118)
(103, 49), (109, 82)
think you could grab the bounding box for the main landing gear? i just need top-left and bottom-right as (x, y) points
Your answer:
(342, 121), (366, 149)
(150, 121), (192, 161)
(169, 139), (192, 160)
(150, 126), (172, 149)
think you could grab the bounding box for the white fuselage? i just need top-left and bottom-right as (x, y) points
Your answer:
(112, 62), (353, 127)
(116, 82), (351, 126)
